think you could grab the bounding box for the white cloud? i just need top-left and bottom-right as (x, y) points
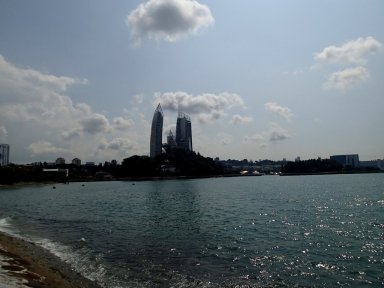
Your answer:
(105, 138), (134, 151)
(323, 66), (369, 91)
(231, 114), (253, 125)
(314, 36), (382, 66)
(27, 141), (68, 156)
(312, 36), (381, 91)
(80, 114), (110, 134)
(244, 124), (290, 146)
(155, 91), (244, 124)
(112, 117), (134, 130)
(0, 54), (147, 162)
(264, 102), (293, 122)
(268, 125), (290, 141)
(0, 55), (87, 94)
(0, 126), (8, 141)
(61, 128), (83, 141)
(127, 0), (214, 43)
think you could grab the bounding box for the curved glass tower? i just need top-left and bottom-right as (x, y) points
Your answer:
(176, 112), (193, 152)
(150, 104), (164, 158)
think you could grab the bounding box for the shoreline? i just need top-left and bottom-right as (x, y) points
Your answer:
(0, 231), (100, 288)
(1, 170), (383, 187)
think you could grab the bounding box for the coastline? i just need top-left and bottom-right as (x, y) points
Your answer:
(0, 231), (100, 288)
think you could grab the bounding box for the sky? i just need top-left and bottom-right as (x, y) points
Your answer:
(0, 0), (383, 164)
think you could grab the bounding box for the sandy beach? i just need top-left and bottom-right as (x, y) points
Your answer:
(0, 231), (101, 288)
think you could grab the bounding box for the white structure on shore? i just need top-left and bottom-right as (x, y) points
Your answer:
(0, 144), (10, 166)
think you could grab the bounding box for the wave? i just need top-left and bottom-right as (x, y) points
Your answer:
(0, 217), (19, 237)
(0, 217), (113, 287)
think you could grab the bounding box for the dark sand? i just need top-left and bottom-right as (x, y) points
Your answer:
(0, 231), (101, 288)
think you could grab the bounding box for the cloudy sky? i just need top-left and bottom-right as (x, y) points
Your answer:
(1, 0), (383, 163)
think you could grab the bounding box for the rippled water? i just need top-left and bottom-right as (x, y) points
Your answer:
(1, 174), (384, 287)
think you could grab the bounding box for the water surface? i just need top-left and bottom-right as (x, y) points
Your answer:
(1, 174), (383, 287)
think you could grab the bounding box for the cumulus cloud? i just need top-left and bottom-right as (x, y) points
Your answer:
(313, 36), (381, 91)
(264, 102), (293, 122)
(80, 114), (110, 134)
(112, 117), (134, 130)
(155, 91), (244, 124)
(101, 138), (135, 151)
(268, 125), (290, 141)
(127, 0), (214, 43)
(323, 66), (369, 91)
(244, 124), (290, 146)
(0, 55), (87, 94)
(231, 114), (253, 125)
(61, 128), (83, 141)
(0, 54), (146, 162)
(314, 36), (382, 66)
(27, 141), (68, 156)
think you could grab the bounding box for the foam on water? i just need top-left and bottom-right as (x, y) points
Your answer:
(0, 218), (30, 288)
(0, 217), (112, 287)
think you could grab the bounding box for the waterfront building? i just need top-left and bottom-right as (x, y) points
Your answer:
(150, 104), (164, 158)
(72, 158), (81, 166)
(330, 154), (359, 168)
(176, 112), (193, 152)
(0, 144), (10, 166)
(359, 159), (384, 170)
(55, 157), (65, 165)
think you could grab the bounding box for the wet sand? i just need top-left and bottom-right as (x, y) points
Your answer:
(0, 231), (100, 288)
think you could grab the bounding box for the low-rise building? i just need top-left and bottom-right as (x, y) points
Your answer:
(330, 154), (359, 168)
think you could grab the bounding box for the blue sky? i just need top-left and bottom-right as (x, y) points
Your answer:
(0, 0), (383, 163)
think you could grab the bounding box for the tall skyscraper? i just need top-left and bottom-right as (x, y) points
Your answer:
(150, 104), (164, 158)
(0, 144), (10, 166)
(176, 112), (193, 152)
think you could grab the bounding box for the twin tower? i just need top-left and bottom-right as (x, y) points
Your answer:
(150, 104), (193, 158)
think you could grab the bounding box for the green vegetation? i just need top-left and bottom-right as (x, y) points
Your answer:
(0, 150), (224, 184)
(282, 158), (343, 174)
(120, 149), (223, 178)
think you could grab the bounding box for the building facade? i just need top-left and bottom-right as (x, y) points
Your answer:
(72, 158), (81, 166)
(150, 104), (164, 158)
(0, 144), (10, 166)
(176, 112), (193, 152)
(330, 154), (359, 168)
(166, 130), (177, 150)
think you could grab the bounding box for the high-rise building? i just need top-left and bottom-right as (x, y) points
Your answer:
(150, 104), (164, 158)
(0, 144), (10, 166)
(176, 112), (193, 152)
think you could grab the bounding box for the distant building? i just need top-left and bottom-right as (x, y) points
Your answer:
(55, 157), (65, 165)
(176, 112), (193, 152)
(330, 154), (359, 168)
(72, 158), (81, 166)
(150, 104), (164, 158)
(359, 159), (384, 170)
(166, 130), (177, 150)
(0, 144), (10, 166)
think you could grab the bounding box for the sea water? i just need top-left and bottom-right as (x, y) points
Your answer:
(0, 174), (383, 287)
